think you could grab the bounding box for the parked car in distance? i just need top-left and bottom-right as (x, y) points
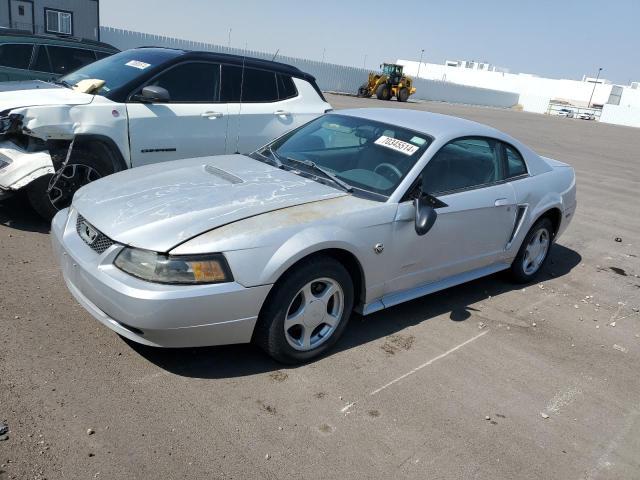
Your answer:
(0, 47), (331, 218)
(52, 108), (577, 363)
(556, 108), (574, 118)
(577, 112), (595, 120)
(0, 29), (118, 82)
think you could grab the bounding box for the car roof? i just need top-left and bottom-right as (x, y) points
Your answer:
(133, 46), (313, 82)
(337, 108), (506, 140)
(0, 29), (118, 51)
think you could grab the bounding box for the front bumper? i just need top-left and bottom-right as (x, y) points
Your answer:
(0, 140), (54, 190)
(51, 208), (272, 348)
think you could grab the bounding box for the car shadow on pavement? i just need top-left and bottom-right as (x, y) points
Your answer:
(125, 244), (581, 379)
(0, 193), (50, 233)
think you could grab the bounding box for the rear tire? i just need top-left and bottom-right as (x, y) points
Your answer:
(253, 256), (354, 364)
(397, 88), (409, 102)
(27, 146), (113, 220)
(376, 84), (390, 100)
(510, 218), (554, 283)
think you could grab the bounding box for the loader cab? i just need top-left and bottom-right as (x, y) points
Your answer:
(381, 63), (403, 84)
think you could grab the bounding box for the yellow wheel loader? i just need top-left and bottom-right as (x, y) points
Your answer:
(357, 63), (416, 102)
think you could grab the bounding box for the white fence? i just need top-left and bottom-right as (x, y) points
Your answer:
(100, 27), (519, 109)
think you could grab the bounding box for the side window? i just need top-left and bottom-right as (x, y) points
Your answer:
(0, 44), (33, 69)
(148, 62), (220, 102)
(277, 74), (298, 100)
(422, 137), (500, 194)
(31, 46), (51, 72)
(47, 46), (96, 75)
(220, 65), (278, 102)
(504, 144), (528, 178)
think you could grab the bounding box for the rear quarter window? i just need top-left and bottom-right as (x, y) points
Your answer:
(0, 43), (33, 69)
(504, 144), (528, 178)
(277, 74), (297, 100)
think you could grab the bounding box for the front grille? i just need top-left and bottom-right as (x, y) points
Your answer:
(76, 214), (115, 254)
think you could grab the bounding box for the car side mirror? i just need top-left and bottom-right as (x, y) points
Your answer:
(414, 180), (448, 236)
(415, 195), (438, 236)
(136, 85), (170, 103)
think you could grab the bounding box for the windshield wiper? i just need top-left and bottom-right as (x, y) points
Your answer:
(53, 79), (73, 89)
(284, 156), (353, 193)
(256, 146), (284, 168)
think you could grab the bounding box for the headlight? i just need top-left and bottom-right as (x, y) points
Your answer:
(114, 247), (233, 285)
(0, 157), (9, 170)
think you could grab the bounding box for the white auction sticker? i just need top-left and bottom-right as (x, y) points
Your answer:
(374, 135), (419, 155)
(125, 60), (151, 70)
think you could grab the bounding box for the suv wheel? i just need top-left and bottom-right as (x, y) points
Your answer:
(510, 218), (553, 283)
(254, 256), (354, 364)
(27, 146), (113, 220)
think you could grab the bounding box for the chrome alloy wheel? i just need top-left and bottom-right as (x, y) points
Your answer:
(522, 227), (550, 275)
(284, 278), (344, 351)
(47, 164), (101, 209)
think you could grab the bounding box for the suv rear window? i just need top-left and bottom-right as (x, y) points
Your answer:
(221, 65), (279, 102)
(48, 46), (96, 75)
(0, 43), (33, 69)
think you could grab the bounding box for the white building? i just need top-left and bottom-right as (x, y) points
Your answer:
(399, 58), (640, 128)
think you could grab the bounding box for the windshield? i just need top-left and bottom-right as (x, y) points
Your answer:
(262, 114), (432, 197)
(59, 49), (182, 96)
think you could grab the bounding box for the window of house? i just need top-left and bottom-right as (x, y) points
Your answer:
(46, 9), (73, 35)
(148, 62), (220, 102)
(0, 43), (33, 69)
(422, 137), (501, 194)
(18, 5), (25, 15)
(504, 144), (528, 178)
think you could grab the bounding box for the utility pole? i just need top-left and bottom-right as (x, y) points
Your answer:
(588, 67), (602, 108)
(416, 49), (425, 78)
(321, 48), (326, 63)
(363, 54), (367, 70)
(227, 28), (232, 48)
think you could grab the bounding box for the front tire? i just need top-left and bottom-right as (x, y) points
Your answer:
(253, 256), (354, 364)
(397, 88), (409, 102)
(27, 146), (113, 220)
(510, 218), (553, 283)
(376, 84), (390, 100)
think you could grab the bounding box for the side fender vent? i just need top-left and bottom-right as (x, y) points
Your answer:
(507, 205), (528, 248)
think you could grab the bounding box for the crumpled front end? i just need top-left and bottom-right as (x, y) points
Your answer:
(0, 107), (72, 195)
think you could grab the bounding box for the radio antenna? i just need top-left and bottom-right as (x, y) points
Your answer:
(271, 49), (279, 62)
(234, 53), (246, 154)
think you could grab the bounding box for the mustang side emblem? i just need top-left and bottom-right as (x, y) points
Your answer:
(79, 221), (98, 245)
(374, 243), (384, 254)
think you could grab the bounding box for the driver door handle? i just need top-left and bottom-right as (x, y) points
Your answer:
(494, 198), (510, 207)
(274, 110), (291, 116)
(201, 111), (224, 119)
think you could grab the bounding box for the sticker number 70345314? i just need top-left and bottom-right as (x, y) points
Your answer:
(374, 136), (419, 155)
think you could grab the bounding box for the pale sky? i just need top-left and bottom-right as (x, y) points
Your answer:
(100, 0), (639, 85)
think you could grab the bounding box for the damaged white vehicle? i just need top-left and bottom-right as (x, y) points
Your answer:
(0, 47), (331, 218)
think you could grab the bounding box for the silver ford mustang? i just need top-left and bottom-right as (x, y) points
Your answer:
(52, 108), (576, 363)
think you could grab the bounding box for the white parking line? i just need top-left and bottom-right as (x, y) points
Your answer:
(370, 330), (490, 396)
(339, 330), (490, 413)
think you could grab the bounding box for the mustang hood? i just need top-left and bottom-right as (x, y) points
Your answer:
(73, 155), (347, 252)
(0, 80), (94, 113)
